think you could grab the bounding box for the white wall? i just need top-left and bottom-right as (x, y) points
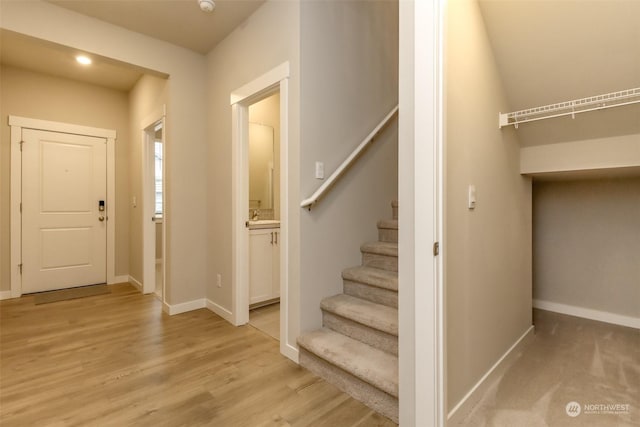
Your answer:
(1, 0), (208, 305)
(445, 0), (532, 413)
(298, 0), (399, 333)
(521, 134), (640, 175)
(533, 178), (640, 319)
(204, 0), (300, 347)
(0, 64), (131, 290)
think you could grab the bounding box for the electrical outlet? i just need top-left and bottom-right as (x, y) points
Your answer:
(216, 273), (222, 288)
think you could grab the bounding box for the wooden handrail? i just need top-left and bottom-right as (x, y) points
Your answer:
(300, 105), (399, 210)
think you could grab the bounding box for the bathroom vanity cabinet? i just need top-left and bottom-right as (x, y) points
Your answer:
(249, 227), (280, 305)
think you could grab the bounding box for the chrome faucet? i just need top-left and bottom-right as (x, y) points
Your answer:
(252, 209), (260, 221)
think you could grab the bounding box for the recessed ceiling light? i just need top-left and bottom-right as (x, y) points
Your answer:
(76, 55), (92, 65)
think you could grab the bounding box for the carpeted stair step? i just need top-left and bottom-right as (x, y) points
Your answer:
(298, 328), (399, 422)
(321, 294), (398, 355)
(392, 200), (398, 220)
(342, 266), (398, 308)
(377, 219), (398, 243)
(361, 241), (398, 272)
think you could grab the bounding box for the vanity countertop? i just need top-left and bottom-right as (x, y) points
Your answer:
(248, 220), (281, 230)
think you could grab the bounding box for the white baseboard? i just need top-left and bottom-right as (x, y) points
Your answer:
(164, 298), (206, 316)
(0, 290), (14, 301)
(128, 275), (143, 292)
(109, 275), (129, 285)
(204, 298), (299, 364)
(447, 325), (535, 425)
(533, 299), (640, 330)
(205, 299), (234, 323)
(281, 342), (299, 364)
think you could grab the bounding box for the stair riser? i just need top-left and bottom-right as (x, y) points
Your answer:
(299, 349), (399, 423)
(323, 311), (398, 356)
(343, 280), (398, 308)
(378, 228), (398, 243)
(362, 253), (398, 272)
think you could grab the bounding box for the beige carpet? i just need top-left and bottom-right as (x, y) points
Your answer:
(34, 284), (111, 305)
(455, 309), (639, 426)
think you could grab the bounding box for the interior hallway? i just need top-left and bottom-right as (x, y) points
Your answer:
(0, 284), (396, 426)
(455, 310), (639, 426)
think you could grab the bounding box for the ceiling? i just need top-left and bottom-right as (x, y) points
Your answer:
(46, 0), (265, 55)
(478, 0), (640, 146)
(1, 0), (264, 91)
(0, 29), (157, 91)
(2, 0), (638, 133)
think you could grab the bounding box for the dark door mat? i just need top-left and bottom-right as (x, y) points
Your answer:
(34, 284), (111, 305)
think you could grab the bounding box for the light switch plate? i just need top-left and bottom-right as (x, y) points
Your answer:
(315, 161), (324, 179)
(468, 185), (476, 209)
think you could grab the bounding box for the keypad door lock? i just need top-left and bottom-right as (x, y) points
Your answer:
(99, 200), (105, 212)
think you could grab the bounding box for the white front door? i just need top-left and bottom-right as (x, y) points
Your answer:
(21, 129), (107, 293)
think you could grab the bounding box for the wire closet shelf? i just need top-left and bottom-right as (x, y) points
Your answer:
(499, 87), (640, 129)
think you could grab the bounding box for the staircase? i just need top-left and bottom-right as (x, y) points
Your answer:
(297, 200), (399, 423)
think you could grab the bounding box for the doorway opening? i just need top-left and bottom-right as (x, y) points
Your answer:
(246, 93), (281, 340)
(142, 111), (166, 302)
(231, 62), (295, 360)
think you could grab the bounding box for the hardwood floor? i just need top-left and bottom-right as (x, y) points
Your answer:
(0, 284), (396, 427)
(249, 303), (280, 341)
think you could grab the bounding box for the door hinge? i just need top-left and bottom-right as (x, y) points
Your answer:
(18, 264), (23, 274)
(19, 140), (24, 151)
(433, 241), (440, 256)
(19, 202), (22, 213)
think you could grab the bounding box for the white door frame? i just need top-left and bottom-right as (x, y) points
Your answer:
(141, 107), (166, 299)
(9, 116), (118, 298)
(398, 0), (445, 426)
(230, 62), (296, 361)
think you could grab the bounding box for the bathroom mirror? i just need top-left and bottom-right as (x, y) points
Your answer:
(249, 122), (274, 211)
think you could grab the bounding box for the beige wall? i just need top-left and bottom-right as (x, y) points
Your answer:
(0, 64), (130, 291)
(445, 0), (532, 412)
(533, 178), (640, 318)
(205, 0), (300, 346)
(1, 0), (209, 305)
(299, 0), (399, 333)
(128, 74), (168, 284)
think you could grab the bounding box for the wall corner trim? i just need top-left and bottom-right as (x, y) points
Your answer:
(533, 299), (640, 330)
(0, 291), (14, 301)
(128, 276), (143, 293)
(109, 275), (130, 285)
(447, 325), (535, 424)
(281, 343), (299, 364)
(164, 298), (206, 316)
(205, 299), (234, 323)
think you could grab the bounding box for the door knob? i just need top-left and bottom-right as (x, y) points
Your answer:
(98, 215), (105, 222)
